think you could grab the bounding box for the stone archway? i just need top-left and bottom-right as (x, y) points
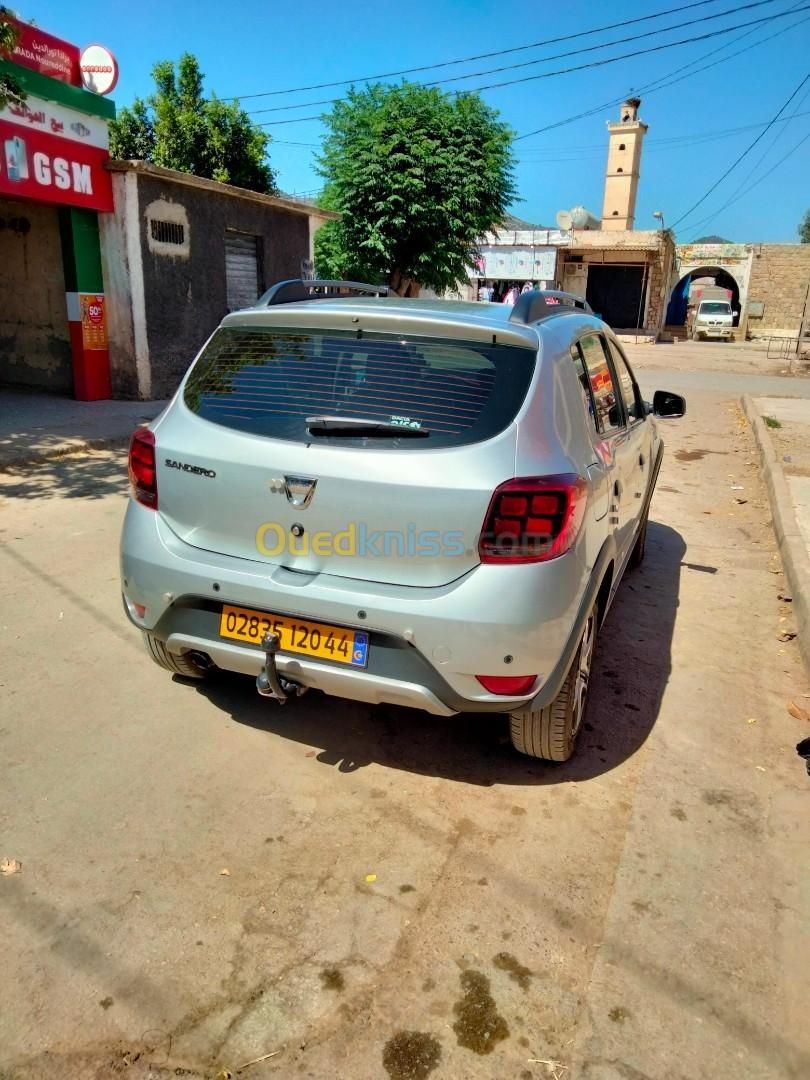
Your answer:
(666, 265), (741, 326)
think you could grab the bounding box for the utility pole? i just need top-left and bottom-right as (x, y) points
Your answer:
(798, 280), (810, 364)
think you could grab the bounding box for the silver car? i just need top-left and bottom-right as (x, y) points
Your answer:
(121, 280), (684, 761)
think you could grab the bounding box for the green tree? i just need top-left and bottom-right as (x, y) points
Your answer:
(800, 210), (810, 244)
(315, 82), (515, 295)
(0, 7), (25, 110)
(109, 53), (276, 194)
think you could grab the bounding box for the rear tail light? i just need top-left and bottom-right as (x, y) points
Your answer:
(476, 674), (537, 695)
(128, 428), (158, 509)
(479, 474), (587, 563)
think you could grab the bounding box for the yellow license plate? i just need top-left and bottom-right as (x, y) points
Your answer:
(219, 604), (369, 667)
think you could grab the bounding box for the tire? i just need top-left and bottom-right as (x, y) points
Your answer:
(143, 633), (209, 680)
(628, 510), (648, 570)
(509, 602), (597, 762)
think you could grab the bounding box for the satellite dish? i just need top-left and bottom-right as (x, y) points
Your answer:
(556, 209), (573, 230)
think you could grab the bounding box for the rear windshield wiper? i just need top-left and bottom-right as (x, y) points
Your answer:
(306, 415), (430, 437)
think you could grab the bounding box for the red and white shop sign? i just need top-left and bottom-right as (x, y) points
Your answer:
(0, 120), (113, 211)
(7, 17), (82, 87)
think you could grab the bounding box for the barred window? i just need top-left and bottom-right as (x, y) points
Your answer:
(150, 219), (185, 245)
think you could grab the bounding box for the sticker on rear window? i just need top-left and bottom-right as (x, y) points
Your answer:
(389, 414), (422, 429)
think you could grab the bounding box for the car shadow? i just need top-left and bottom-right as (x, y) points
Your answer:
(193, 522), (685, 786)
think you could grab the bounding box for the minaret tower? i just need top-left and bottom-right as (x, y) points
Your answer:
(601, 97), (648, 230)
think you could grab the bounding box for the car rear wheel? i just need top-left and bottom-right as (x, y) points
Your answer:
(143, 633), (210, 680)
(509, 602), (597, 761)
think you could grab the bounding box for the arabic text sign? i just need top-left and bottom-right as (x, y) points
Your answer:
(8, 18), (81, 86)
(0, 96), (109, 150)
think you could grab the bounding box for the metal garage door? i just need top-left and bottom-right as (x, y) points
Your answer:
(586, 264), (647, 330)
(225, 232), (262, 311)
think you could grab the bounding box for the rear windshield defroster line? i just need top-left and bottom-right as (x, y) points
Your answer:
(183, 326), (537, 449)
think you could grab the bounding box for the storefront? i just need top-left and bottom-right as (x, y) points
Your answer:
(0, 17), (116, 399)
(464, 216), (563, 302)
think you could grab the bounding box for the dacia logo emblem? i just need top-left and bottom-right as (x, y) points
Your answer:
(272, 475), (317, 508)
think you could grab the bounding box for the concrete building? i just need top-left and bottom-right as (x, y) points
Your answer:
(0, 17), (117, 399)
(100, 161), (337, 399)
(466, 99), (674, 335)
(665, 242), (810, 340)
(552, 99), (674, 337)
(557, 227), (675, 339)
(468, 97), (808, 344)
(0, 16), (333, 402)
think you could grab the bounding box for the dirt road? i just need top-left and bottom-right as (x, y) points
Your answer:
(1, 376), (808, 1080)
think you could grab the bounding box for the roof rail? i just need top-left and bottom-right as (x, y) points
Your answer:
(509, 289), (592, 325)
(258, 279), (390, 306)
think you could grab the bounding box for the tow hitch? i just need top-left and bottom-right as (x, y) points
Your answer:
(256, 631), (308, 704)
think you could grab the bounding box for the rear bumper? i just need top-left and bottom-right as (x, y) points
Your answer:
(154, 626), (457, 716)
(120, 500), (591, 714)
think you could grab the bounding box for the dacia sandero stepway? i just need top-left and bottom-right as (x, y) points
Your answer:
(121, 280), (684, 761)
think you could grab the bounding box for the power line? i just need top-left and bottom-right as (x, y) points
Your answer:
(681, 78), (810, 236)
(249, 0), (787, 116)
(269, 107), (810, 161)
(670, 66), (810, 229)
(225, 0), (730, 101)
(683, 127), (810, 239)
(468, 7), (810, 95)
(514, 109), (810, 158)
(513, 7), (810, 142)
(256, 5), (810, 126)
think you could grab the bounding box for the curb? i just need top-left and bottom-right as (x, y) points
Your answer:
(0, 434), (131, 473)
(741, 393), (810, 676)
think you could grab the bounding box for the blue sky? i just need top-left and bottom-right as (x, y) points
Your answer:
(22, 0), (810, 242)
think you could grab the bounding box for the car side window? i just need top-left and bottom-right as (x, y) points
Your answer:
(569, 344), (598, 438)
(606, 339), (644, 424)
(577, 333), (625, 435)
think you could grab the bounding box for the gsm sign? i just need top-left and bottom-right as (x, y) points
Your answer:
(31, 153), (94, 194)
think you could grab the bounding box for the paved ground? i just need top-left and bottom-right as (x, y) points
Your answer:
(0, 390), (166, 470)
(751, 396), (810, 554)
(1, 372), (810, 1080)
(626, 339), (808, 378)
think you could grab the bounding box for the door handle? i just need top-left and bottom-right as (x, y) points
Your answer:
(639, 453), (645, 468)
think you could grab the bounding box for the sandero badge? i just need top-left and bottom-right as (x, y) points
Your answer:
(165, 458), (216, 478)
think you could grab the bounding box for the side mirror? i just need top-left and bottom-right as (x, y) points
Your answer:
(653, 390), (686, 418)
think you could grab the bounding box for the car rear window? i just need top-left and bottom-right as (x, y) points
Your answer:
(183, 326), (537, 449)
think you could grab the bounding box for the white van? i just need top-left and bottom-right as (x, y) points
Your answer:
(692, 300), (734, 340)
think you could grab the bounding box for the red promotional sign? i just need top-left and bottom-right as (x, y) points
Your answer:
(80, 294), (108, 350)
(0, 120), (113, 211)
(7, 18), (81, 86)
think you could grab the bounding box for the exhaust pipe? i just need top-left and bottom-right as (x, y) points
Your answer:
(256, 631), (308, 704)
